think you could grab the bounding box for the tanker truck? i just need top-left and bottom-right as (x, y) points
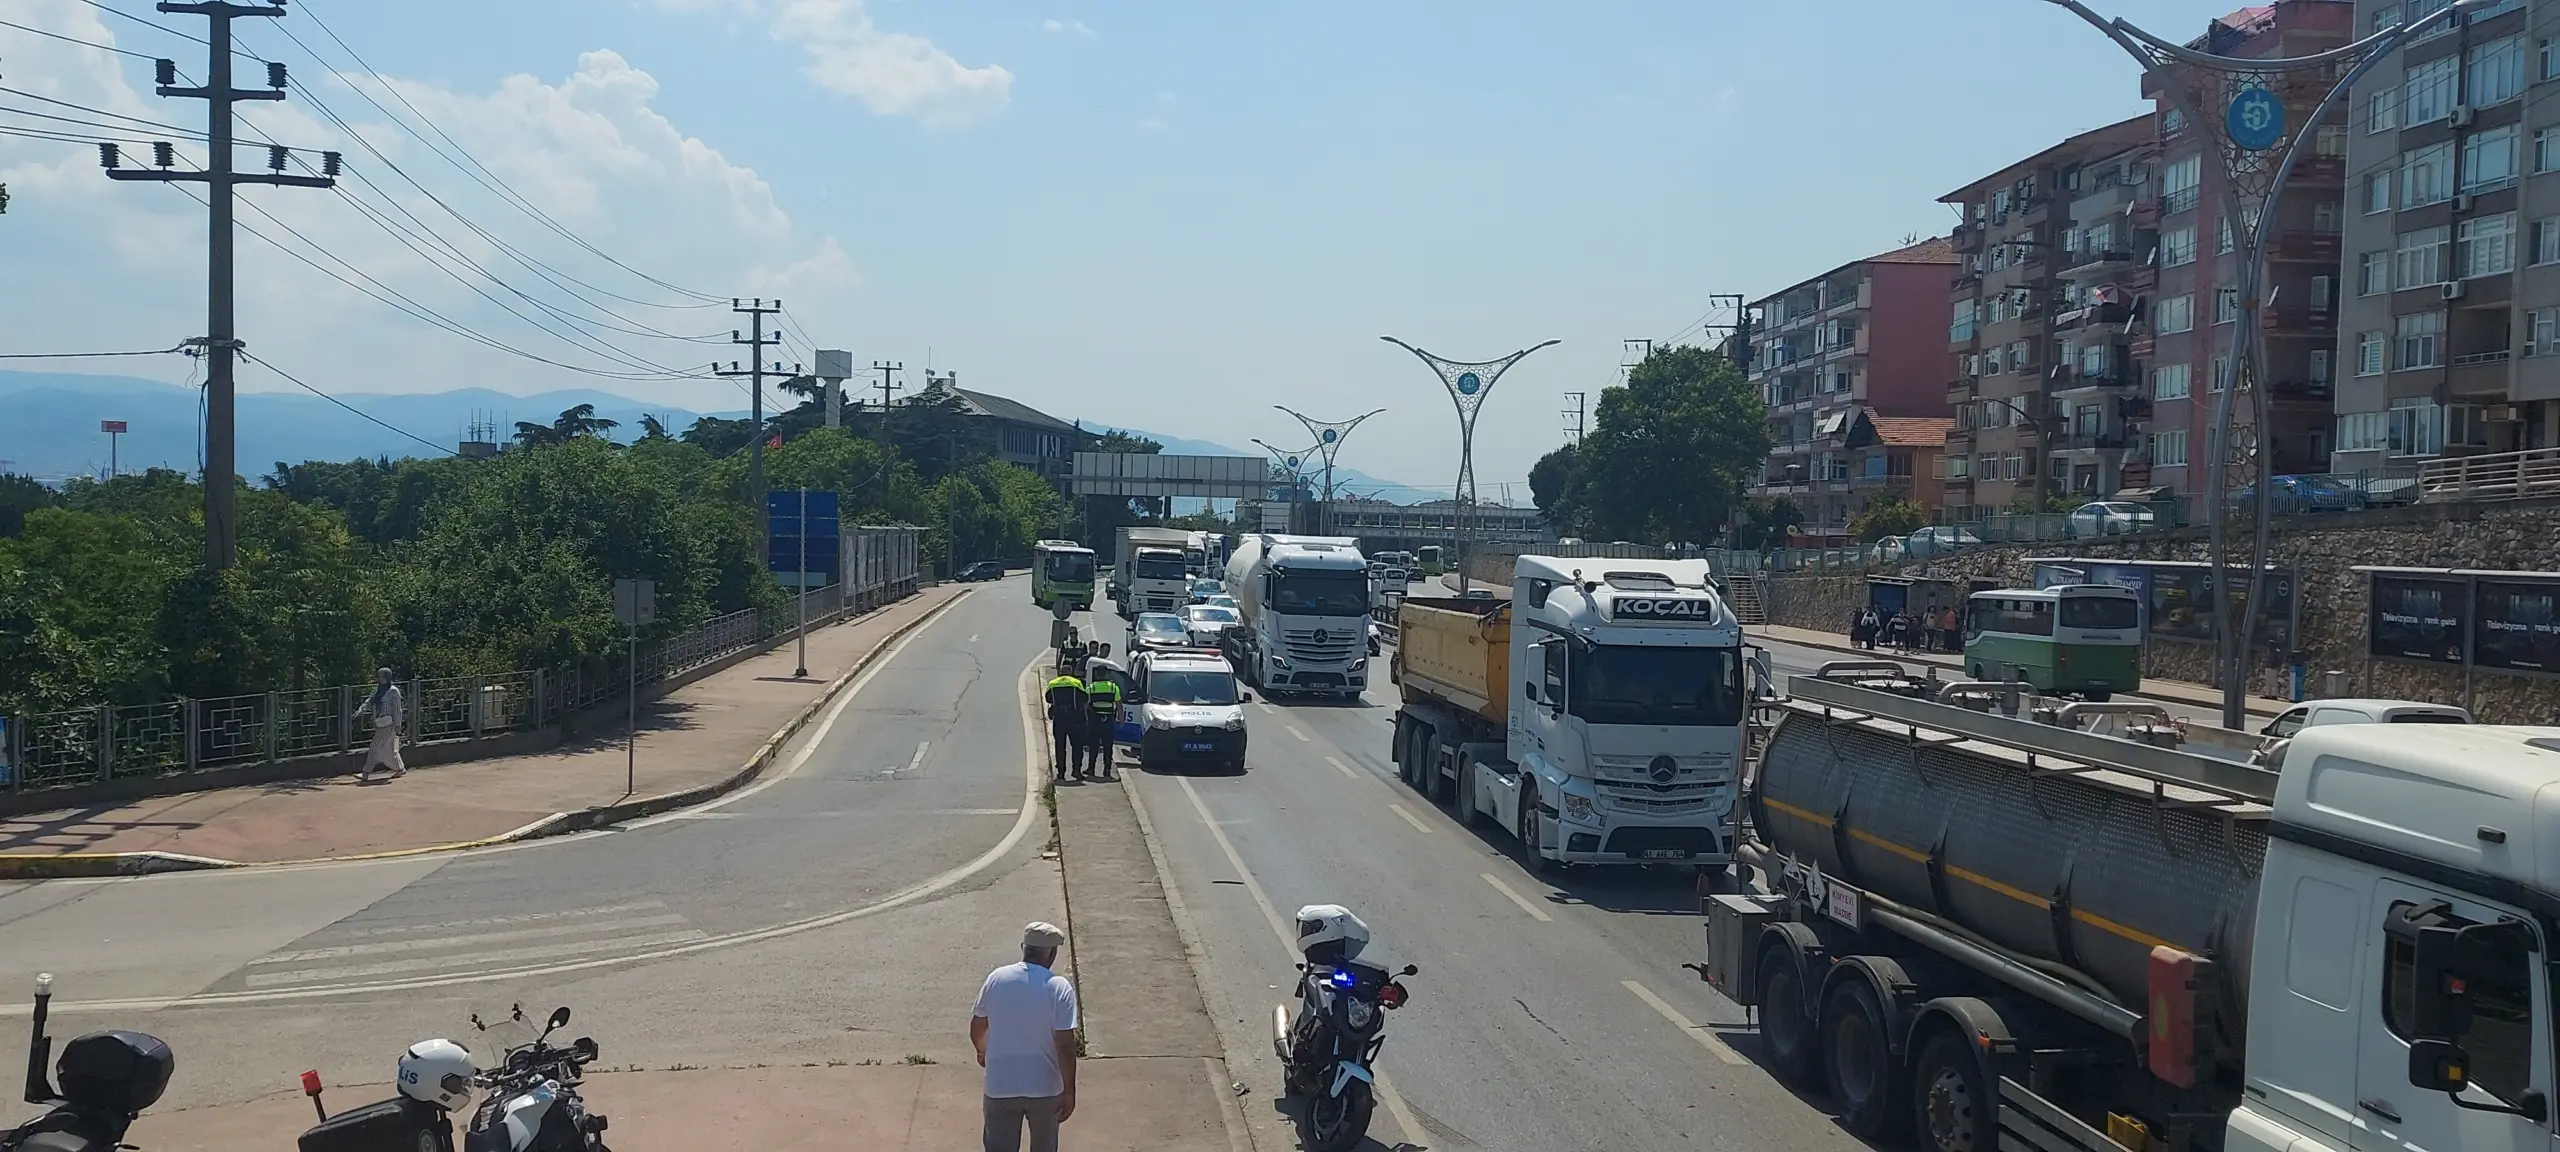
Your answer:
(1707, 661), (2560, 1152)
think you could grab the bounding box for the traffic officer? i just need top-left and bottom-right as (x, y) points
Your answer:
(1043, 671), (1088, 782)
(1082, 665), (1124, 780)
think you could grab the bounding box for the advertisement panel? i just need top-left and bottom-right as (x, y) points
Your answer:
(2473, 578), (2560, 673)
(2145, 564), (2291, 651)
(2367, 575), (2468, 666)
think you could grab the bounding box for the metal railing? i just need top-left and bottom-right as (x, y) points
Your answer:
(2418, 447), (2560, 503)
(2, 583), (860, 796)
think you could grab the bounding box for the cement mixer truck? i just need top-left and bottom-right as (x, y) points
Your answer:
(1708, 661), (2560, 1152)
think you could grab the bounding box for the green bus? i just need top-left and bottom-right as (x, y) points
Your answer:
(1960, 584), (2142, 699)
(1414, 545), (1444, 577)
(1032, 540), (1098, 610)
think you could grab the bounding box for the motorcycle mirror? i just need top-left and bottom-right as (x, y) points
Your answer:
(547, 1007), (572, 1032)
(1400, 964), (1419, 977)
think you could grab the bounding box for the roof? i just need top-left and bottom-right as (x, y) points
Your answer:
(1752, 236), (1958, 308)
(1868, 415), (1954, 447)
(1939, 114), (2154, 203)
(952, 387), (1082, 433)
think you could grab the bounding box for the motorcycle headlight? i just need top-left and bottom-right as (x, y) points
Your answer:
(1560, 792), (1599, 826)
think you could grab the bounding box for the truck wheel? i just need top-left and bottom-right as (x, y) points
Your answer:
(1756, 947), (1819, 1087)
(1822, 980), (1909, 1141)
(1515, 784), (1559, 875)
(1912, 1030), (1991, 1152)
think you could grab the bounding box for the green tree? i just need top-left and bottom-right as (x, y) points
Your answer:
(0, 472), (57, 538)
(682, 415), (758, 457)
(637, 414), (674, 441)
(1848, 493), (1926, 542)
(1527, 441), (1582, 534)
(1734, 496), (1804, 551)
(1571, 346), (1769, 546)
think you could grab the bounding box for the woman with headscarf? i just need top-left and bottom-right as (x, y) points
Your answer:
(356, 667), (406, 782)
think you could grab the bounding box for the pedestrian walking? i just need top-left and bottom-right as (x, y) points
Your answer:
(355, 667), (406, 783)
(972, 921), (1079, 1152)
(1044, 672), (1088, 783)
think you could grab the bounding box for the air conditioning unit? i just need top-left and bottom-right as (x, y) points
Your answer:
(2451, 105), (2477, 128)
(2443, 280), (2469, 301)
(2454, 193), (2475, 212)
(2488, 404), (2521, 422)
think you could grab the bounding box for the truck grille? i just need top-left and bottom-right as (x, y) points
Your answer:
(1602, 826), (1722, 856)
(1591, 755), (1734, 787)
(1281, 627), (1361, 664)
(1601, 784), (1729, 815)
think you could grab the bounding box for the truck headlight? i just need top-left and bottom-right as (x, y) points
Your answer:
(1560, 793), (1599, 826)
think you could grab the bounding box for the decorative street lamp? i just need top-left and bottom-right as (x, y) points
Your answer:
(1276, 406), (1385, 537)
(1381, 336), (1560, 593)
(1252, 437), (1321, 530)
(2039, 0), (2487, 727)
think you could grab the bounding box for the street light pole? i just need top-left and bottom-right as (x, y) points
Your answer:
(1252, 438), (1321, 532)
(1381, 336), (1560, 595)
(2039, 0), (2481, 727)
(1275, 406), (1385, 538)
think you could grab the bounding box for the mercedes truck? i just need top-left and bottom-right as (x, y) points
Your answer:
(1223, 533), (1371, 698)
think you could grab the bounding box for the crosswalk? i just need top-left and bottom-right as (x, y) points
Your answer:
(236, 899), (709, 991)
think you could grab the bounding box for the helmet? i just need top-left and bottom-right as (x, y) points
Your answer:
(396, 1039), (478, 1111)
(1292, 904), (1371, 961)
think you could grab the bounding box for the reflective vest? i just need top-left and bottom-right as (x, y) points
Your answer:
(1086, 678), (1122, 717)
(1044, 675), (1087, 724)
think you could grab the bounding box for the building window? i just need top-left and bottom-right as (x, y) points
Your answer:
(2366, 85), (2400, 134)
(2003, 455), (2023, 481)
(2542, 36), (2560, 81)
(2079, 344), (2107, 375)
(2396, 225), (2451, 288)
(2162, 156), (2200, 214)
(2211, 356), (2230, 392)
(2402, 141), (2453, 206)
(2315, 202), (2342, 235)
(2311, 349), (2332, 384)
(2467, 36), (2526, 107)
(2528, 308), (2560, 356)
(2008, 341), (2030, 372)
(2376, 5), (2404, 34)
(1950, 299), (1976, 341)
(2154, 363), (2191, 400)
(2359, 330), (2386, 375)
(2457, 212), (2516, 278)
(2365, 171), (2392, 214)
(2405, 56), (2458, 125)
(2537, 127), (2560, 174)
(2161, 225), (2198, 267)
(2217, 204), (2259, 254)
(2396, 310), (2446, 369)
(2462, 125), (2520, 193)
(2312, 274), (2335, 313)
(2360, 250), (2390, 296)
(2316, 124), (2350, 158)
(2535, 217), (2560, 265)
(2156, 294), (2195, 333)
(2155, 430), (2189, 467)
(2215, 285), (2241, 325)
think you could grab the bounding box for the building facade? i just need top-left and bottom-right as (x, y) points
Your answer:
(2336, 0), (2557, 478)
(1749, 236), (1960, 540)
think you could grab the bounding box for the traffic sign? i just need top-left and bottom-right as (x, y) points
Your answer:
(100, 420), (127, 433)
(766, 490), (841, 587)
(613, 578), (656, 627)
(2226, 86), (2283, 151)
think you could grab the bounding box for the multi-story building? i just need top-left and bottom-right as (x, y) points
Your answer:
(1749, 236), (1960, 540)
(1942, 115), (2154, 519)
(2336, 0), (2556, 478)
(2138, 1), (2353, 517)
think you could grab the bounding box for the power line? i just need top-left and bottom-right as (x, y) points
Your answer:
(0, 17), (158, 60)
(0, 85), (204, 136)
(239, 349), (458, 457)
(0, 344), (187, 359)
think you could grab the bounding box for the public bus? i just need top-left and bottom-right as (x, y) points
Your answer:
(1032, 539), (1098, 611)
(1413, 545), (1444, 577)
(1960, 583), (2142, 699)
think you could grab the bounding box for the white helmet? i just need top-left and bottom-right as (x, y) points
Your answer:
(397, 1038), (478, 1111)
(1293, 904), (1371, 960)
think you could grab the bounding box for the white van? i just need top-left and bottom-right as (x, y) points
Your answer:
(1127, 649), (1251, 773)
(2253, 697), (2472, 766)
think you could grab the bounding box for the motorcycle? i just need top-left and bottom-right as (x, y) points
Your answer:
(295, 1004), (607, 1152)
(3, 974), (177, 1152)
(1269, 905), (1416, 1152)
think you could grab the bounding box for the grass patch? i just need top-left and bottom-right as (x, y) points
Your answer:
(901, 1053), (936, 1066)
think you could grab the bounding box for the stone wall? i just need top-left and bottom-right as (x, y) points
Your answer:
(1755, 498), (2560, 722)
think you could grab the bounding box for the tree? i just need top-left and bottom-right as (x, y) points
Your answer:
(1848, 493), (1925, 542)
(1093, 430), (1162, 455)
(1734, 496), (1804, 551)
(0, 472), (57, 538)
(1527, 442), (1583, 533)
(1569, 346), (1769, 546)
(2009, 490), (2079, 515)
(682, 415), (758, 458)
(515, 403), (619, 447)
(638, 414), (674, 441)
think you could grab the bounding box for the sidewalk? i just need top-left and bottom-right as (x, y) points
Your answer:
(0, 585), (967, 868)
(1750, 622), (2292, 719)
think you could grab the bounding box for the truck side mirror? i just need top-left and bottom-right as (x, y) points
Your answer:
(2410, 1038), (2473, 1094)
(2410, 922), (2478, 1039)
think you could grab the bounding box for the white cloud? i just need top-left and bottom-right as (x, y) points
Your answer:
(1137, 117), (1165, 132)
(659, 0), (1012, 128)
(0, 3), (862, 414)
(1042, 18), (1095, 38)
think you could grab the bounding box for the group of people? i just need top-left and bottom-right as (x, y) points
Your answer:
(1042, 640), (1124, 782)
(1850, 603), (1964, 655)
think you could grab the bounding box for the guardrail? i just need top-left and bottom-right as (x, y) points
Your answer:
(2418, 447), (2560, 503)
(1, 583), (859, 796)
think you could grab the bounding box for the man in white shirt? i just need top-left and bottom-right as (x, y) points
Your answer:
(971, 921), (1080, 1152)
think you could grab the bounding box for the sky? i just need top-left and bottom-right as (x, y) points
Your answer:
(0, 0), (2266, 500)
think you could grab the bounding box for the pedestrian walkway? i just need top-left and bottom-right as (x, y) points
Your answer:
(1750, 622), (2292, 719)
(0, 585), (967, 865)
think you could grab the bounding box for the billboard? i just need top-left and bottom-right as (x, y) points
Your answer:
(2473, 578), (2560, 674)
(1070, 452), (1268, 498)
(2367, 574), (2467, 666)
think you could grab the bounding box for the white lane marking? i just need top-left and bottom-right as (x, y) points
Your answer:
(322, 901), (667, 939)
(1389, 804), (1434, 835)
(1323, 754), (1360, 779)
(256, 914), (693, 964)
(1254, 701), (1277, 713)
(1174, 777), (1429, 1150)
(247, 929), (708, 988)
(1622, 979), (1749, 1066)
(891, 741), (930, 777)
(969, 633), (980, 643)
(1286, 725), (1309, 742)
(1479, 873), (1553, 921)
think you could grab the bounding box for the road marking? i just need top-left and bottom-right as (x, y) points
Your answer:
(1173, 776), (1428, 1150)
(1389, 804), (1434, 835)
(1622, 979), (1749, 1066)
(256, 913), (694, 964)
(969, 633), (980, 643)
(1323, 754), (1360, 779)
(248, 929), (708, 988)
(1479, 872), (1552, 921)
(900, 741), (931, 776)
(321, 901), (668, 939)
(1287, 725), (1309, 742)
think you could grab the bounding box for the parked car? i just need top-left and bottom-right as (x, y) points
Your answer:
(957, 560), (1006, 582)
(2065, 501), (2157, 538)
(2252, 698), (2471, 766)
(1904, 525), (1986, 557)
(2232, 474), (2366, 515)
(1870, 536), (1907, 561)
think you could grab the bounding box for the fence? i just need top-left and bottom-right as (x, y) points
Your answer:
(1, 583), (860, 796)
(2417, 448), (2560, 504)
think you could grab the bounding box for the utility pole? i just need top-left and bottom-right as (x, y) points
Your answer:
(101, 1), (336, 571)
(870, 360), (906, 439)
(715, 299), (788, 535)
(1560, 393), (1585, 441)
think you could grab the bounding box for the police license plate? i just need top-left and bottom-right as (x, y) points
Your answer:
(1182, 742), (1213, 752)
(1642, 849), (1690, 860)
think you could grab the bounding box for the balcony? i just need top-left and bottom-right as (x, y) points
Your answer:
(2449, 350), (2513, 398)
(2268, 230), (2342, 264)
(2262, 306), (2336, 335)
(2268, 376), (2337, 399)
(2288, 156), (2345, 186)
(2061, 248), (2137, 280)
(2053, 302), (2133, 332)
(1953, 223), (1984, 254)
(2059, 429), (2129, 452)
(2158, 186), (2199, 217)
(1946, 380), (1975, 405)
(2052, 368), (2131, 394)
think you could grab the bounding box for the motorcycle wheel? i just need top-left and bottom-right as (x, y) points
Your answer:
(1301, 1080), (1374, 1152)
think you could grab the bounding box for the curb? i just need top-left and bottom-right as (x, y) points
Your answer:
(1749, 627), (2285, 719)
(0, 589), (971, 881)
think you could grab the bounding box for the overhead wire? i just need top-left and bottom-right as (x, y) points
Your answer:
(0, 344), (187, 359)
(0, 16), (159, 61)
(240, 349), (459, 457)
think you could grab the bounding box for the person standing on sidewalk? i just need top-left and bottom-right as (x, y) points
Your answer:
(1044, 672), (1088, 783)
(1081, 669), (1122, 781)
(355, 667), (407, 783)
(972, 921), (1079, 1152)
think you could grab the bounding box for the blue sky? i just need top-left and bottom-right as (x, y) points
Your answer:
(0, 0), (2262, 498)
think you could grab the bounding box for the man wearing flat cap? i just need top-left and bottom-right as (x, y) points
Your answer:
(971, 921), (1080, 1152)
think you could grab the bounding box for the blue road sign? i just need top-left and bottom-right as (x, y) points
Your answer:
(2226, 86), (2283, 151)
(766, 490), (841, 585)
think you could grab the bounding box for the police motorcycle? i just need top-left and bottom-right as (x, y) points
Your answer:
(3, 975), (176, 1152)
(296, 1004), (607, 1152)
(1269, 906), (1417, 1152)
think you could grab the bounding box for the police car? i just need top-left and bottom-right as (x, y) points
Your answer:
(1121, 648), (1251, 773)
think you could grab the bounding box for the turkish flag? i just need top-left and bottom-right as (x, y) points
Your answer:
(768, 433), (782, 448)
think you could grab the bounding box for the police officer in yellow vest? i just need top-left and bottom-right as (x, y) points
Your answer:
(1082, 670), (1123, 781)
(1043, 672), (1088, 782)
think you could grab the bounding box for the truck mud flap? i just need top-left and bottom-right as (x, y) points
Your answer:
(1996, 1077), (2117, 1152)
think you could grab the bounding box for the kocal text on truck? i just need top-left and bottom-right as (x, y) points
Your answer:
(1115, 526), (1194, 617)
(1388, 556), (1750, 871)
(1223, 534), (1371, 699)
(1706, 661), (2560, 1152)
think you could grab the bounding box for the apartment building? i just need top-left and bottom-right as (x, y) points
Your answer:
(1942, 115), (2155, 520)
(2138, 1), (2354, 517)
(1749, 237), (1960, 540)
(2336, 0), (2560, 476)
